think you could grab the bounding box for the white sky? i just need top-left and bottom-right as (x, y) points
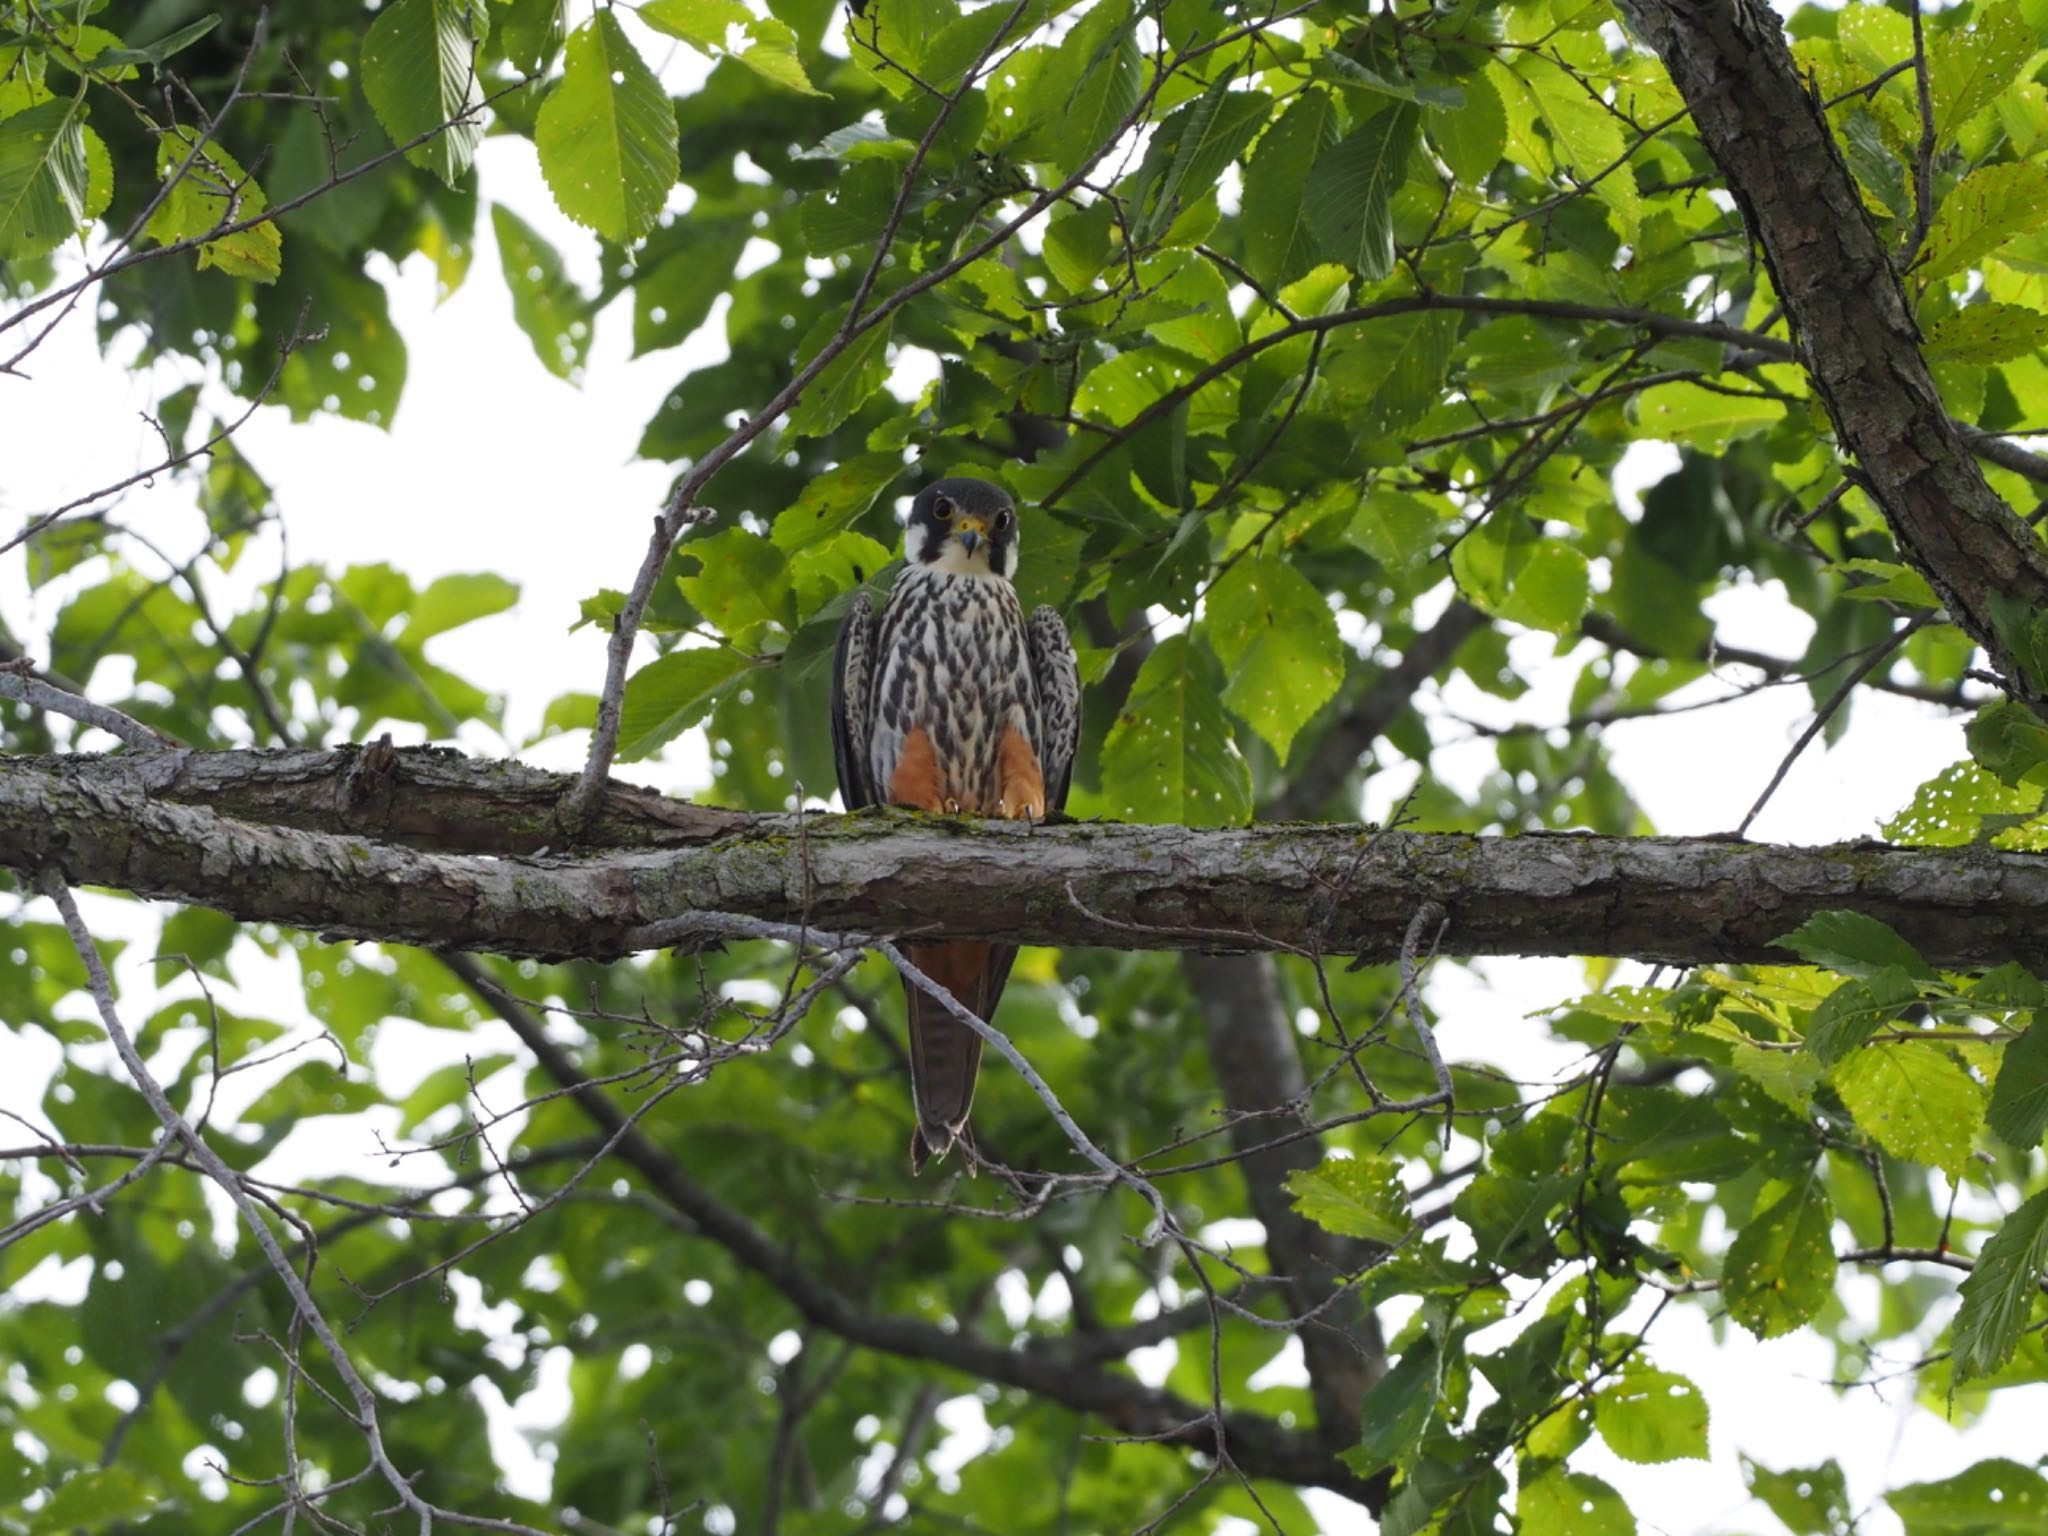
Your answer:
(4, 13), (2045, 1535)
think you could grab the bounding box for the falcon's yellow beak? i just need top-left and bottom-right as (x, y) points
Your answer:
(954, 515), (987, 555)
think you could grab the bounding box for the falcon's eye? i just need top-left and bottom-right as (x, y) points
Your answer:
(932, 498), (953, 522)
(996, 510), (1012, 530)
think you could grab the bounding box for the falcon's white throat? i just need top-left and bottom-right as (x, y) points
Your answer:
(908, 518), (1020, 582)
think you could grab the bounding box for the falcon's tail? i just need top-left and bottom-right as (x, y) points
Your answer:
(904, 940), (1014, 1173)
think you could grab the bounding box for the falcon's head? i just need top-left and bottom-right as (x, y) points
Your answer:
(906, 477), (1019, 582)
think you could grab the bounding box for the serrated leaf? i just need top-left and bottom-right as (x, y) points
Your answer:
(1634, 379), (1783, 451)
(729, 18), (829, 98)
(1131, 79), (1271, 244)
(786, 315), (894, 439)
(1243, 87), (1341, 289)
(1517, 1465), (1635, 1536)
(1987, 1019), (2048, 1147)
(1952, 1190), (2048, 1378)
(1306, 104), (1418, 281)
(1931, 4), (2037, 143)
(800, 158), (898, 255)
(0, 98), (88, 261)
(1832, 1043), (1983, 1175)
(492, 204), (590, 382)
(1498, 541), (1590, 634)
(536, 12), (678, 244)
(1772, 909), (1934, 981)
(1804, 965), (1920, 1065)
(1427, 69), (1506, 183)
(1921, 161), (2048, 283)
(1284, 1156), (1411, 1243)
(1041, 0), (1140, 178)
(1100, 633), (1252, 826)
(1837, 556), (1941, 609)
(1343, 1343), (1437, 1477)
(1743, 1457), (1852, 1536)
(1522, 54), (1637, 242)
(1322, 309), (1459, 441)
(145, 128), (282, 280)
(1202, 550), (1344, 758)
(639, 0), (750, 51)
(1594, 1363), (1709, 1464)
(617, 645), (759, 761)
(1923, 301), (2048, 364)
(1967, 698), (2048, 786)
(773, 453), (904, 553)
(359, 0), (486, 188)
(633, 220), (748, 354)
(674, 528), (794, 645)
(1042, 198), (1115, 292)
(1723, 1177), (1835, 1339)
(789, 531), (892, 616)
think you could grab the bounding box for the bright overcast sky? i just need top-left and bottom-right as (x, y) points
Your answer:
(5, 8), (2043, 1532)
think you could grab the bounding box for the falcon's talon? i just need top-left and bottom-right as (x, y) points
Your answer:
(944, 796), (961, 814)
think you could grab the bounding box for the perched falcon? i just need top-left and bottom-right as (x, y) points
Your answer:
(831, 477), (1081, 1171)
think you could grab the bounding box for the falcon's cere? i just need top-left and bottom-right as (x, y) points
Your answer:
(831, 478), (1081, 1170)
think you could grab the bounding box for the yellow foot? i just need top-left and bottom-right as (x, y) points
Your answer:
(996, 794), (1042, 821)
(943, 797), (961, 813)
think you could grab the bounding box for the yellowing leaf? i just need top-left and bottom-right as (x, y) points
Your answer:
(1921, 161), (2048, 283)
(1723, 1176), (1835, 1339)
(145, 128), (282, 281)
(1832, 1042), (1984, 1175)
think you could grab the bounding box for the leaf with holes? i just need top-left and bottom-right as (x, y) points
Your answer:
(1100, 634), (1252, 826)
(1202, 550), (1345, 759)
(1723, 1177), (1835, 1339)
(536, 12), (678, 244)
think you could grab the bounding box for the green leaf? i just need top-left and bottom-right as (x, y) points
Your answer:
(726, 18), (830, 98)
(639, 0), (752, 51)
(0, 98), (89, 261)
(773, 453), (904, 552)
(1306, 104), (1418, 281)
(1427, 69), (1506, 184)
(1634, 379), (1783, 452)
(145, 128), (282, 280)
(1202, 550), (1344, 758)
(1521, 55), (1637, 241)
(1723, 1177), (1835, 1339)
(635, 219), (750, 355)
(536, 12), (678, 244)
(1594, 1364), (1709, 1464)
(1931, 4), (2037, 143)
(1888, 1459), (2048, 1535)
(1517, 1465), (1635, 1536)
(1832, 1042), (1983, 1176)
(1967, 698), (2048, 786)
(786, 315), (894, 439)
(359, 0), (486, 188)
(1988, 1019), (2048, 1147)
(28, 1466), (158, 1535)
(407, 572), (520, 642)
(675, 528), (794, 646)
(617, 645), (759, 761)
(789, 531), (893, 616)
(1836, 556), (1941, 609)
(1772, 909), (1935, 981)
(1131, 79), (1271, 244)
(1954, 1191), (2048, 1378)
(1243, 87), (1342, 290)
(1742, 1457), (1852, 1536)
(1921, 161), (2048, 283)
(89, 16), (220, 72)
(1285, 1156), (1411, 1243)
(1497, 541), (1591, 635)
(1040, 0), (1141, 179)
(1923, 301), (2048, 364)
(492, 204), (590, 382)
(800, 158), (899, 256)
(1099, 633), (1252, 826)
(1343, 1343), (1437, 1477)
(1803, 965), (1920, 1065)
(1321, 309), (1459, 441)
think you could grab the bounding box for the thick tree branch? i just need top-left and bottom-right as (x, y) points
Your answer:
(1621, 0), (2048, 710)
(6, 749), (2047, 969)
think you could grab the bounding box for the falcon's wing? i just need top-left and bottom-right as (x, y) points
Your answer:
(1027, 605), (1081, 813)
(831, 591), (879, 810)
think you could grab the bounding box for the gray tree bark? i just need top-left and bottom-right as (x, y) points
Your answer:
(5, 748), (2044, 968)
